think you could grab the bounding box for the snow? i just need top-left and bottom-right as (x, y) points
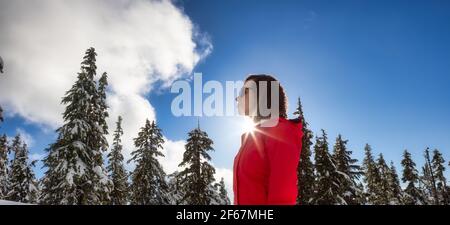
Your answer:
(76, 158), (87, 174)
(72, 141), (86, 150)
(0, 200), (30, 205)
(93, 165), (109, 185)
(66, 168), (75, 186)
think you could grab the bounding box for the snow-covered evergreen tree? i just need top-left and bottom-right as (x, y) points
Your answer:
(213, 177), (230, 205)
(362, 144), (383, 204)
(128, 119), (168, 205)
(0, 69), (3, 124)
(177, 124), (216, 205)
(313, 130), (345, 204)
(332, 134), (363, 205)
(421, 165), (433, 204)
(0, 55), (3, 73)
(0, 106), (3, 125)
(421, 148), (439, 204)
(86, 54), (111, 204)
(97, 72), (109, 136)
(376, 154), (391, 204)
(40, 47), (111, 205)
(431, 149), (448, 204)
(387, 161), (403, 204)
(401, 150), (424, 205)
(107, 116), (128, 205)
(7, 135), (38, 203)
(167, 171), (184, 205)
(0, 134), (8, 198)
(294, 97), (315, 205)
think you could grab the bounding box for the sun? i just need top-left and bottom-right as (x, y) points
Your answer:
(241, 117), (256, 134)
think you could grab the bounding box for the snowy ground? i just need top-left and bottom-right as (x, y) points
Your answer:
(0, 200), (30, 205)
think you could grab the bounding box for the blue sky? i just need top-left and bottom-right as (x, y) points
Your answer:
(1, 0), (449, 184)
(165, 0), (450, 176)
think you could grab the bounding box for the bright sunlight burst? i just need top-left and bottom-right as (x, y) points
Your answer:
(241, 117), (256, 134)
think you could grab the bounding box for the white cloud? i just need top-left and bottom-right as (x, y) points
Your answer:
(0, 0), (234, 202)
(6, 128), (35, 149)
(0, 0), (211, 160)
(159, 138), (186, 175)
(15, 128), (35, 147)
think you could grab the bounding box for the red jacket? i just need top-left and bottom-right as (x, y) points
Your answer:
(233, 117), (303, 205)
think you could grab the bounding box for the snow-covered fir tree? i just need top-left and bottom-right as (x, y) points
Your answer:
(293, 97), (315, 205)
(313, 129), (345, 204)
(375, 154), (391, 204)
(177, 123), (216, 205)
(107, 116), (128, 205)
(40, 47), (111, 205)
(0, 65), (4, 124)
(401, 150), (424, 205)
(431, 149), (448, 204)
(332, 134), (363, 205)
(421, 164), (434, 204)
(213, 177), (230, 205)
(0, 106), (3, 125)
(167, 171), (184, 205)
(128, 119), (168, 205)
(387, 161), (403, 204)
(422, 148), (439, 204)
(97, 72), (109, 136)
(0, 134), (8, 198)
(208, 177), (230, 205)
(0, 55), (3, 73)
(362, 143), (383, 204)
(85, 53), (111, 204)
(7, 135), (39, 203)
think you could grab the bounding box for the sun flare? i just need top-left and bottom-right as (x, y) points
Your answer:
(241, 117), (256, 134)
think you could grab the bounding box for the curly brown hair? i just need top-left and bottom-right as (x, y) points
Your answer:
(245, 74), (288, 121)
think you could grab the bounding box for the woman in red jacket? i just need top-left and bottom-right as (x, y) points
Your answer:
(234, 74), (303, 205)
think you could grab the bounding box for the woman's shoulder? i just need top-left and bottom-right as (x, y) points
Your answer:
(256, 117), (303, 146)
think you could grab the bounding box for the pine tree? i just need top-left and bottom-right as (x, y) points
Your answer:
(431, 149), (448, 204)
(107, 116), (128, 205)
(0, 55), (3, 73)
(332, 134), (363, 205)
(375, 154), (391, 204)
(7, 135), (39, 203)
(128, 119), (168, 205)
(362, 144), (382, 204)
(214, 177), (230, 205)
(293, 97), (315, 205)
(313, 130), (345, 204)
(0, 106), (3, 125)
(0, 61), (4, 124)
(422, 148), (439, 204)
(401, 150), (423, 205)
(97, 72), (109, 136)
(420, 165), (432, 204)
(0, 134), (8, 198)
(87, 56), (111, 204)
(387, 161), (403, 204)
(167, 171), (184, 205)
(178, 123), (216, 205)
(40, 48), (110, 205)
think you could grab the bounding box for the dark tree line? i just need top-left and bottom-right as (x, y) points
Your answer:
(295, 97), (449, 205)
(0, 49), (448, 205)
(0, 48), (229, 205)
